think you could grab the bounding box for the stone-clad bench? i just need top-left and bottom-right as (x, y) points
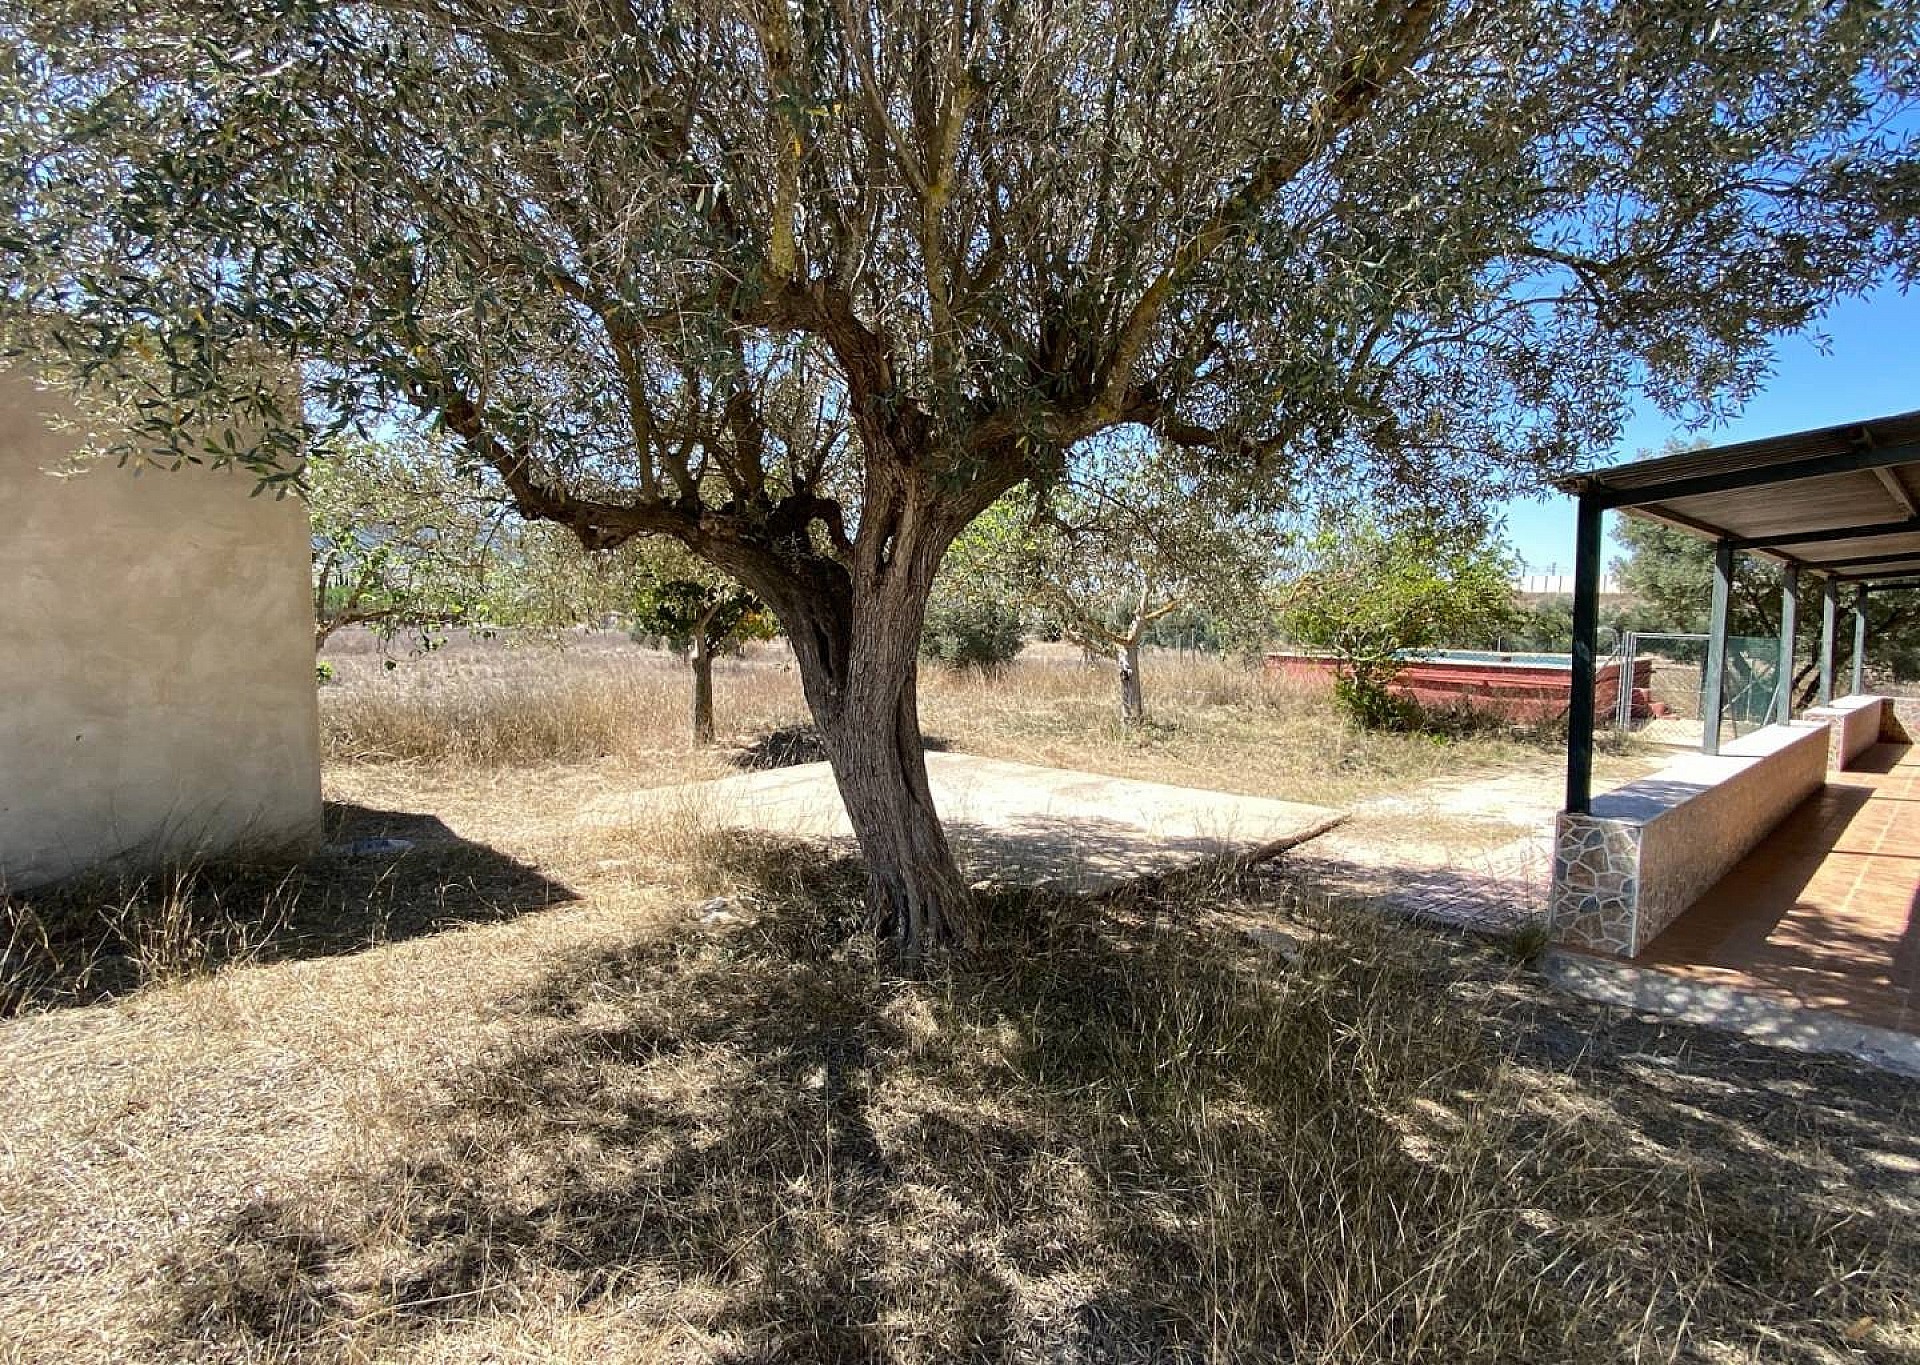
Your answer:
(1803, 693), (1903, 770)
(1550, 720), (1832, 956)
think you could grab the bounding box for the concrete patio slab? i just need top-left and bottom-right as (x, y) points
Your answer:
(583, 752), (1343, 892)
(1543, 949), (1920, 1079)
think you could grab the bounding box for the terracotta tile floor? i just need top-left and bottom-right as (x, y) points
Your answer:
(1636, 742), (1920, 1033)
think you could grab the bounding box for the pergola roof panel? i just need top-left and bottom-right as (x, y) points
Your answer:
(1581, 409), (1920, 493)
(1793, 533), (1920, 571)
(1655, 468), (1906, 540)
(1562, 407), (1920, 584)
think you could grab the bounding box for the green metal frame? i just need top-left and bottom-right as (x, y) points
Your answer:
(1565, 495), (1603, 814)
(1560, 422), (1920, 815)
(1735, 516), (1920, 552)
(1820, 578), (1839, 704)
(1775, 564), (1799, 724)
(1852, 586), (1869, 696)
(1701, 540), (1734, 755)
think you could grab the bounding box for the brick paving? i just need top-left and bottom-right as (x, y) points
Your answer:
(1636, 742), (1920, 1034)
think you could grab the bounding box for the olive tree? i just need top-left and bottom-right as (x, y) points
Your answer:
(627, 550), (776, 744)
(1280, 518), (1517, 728)
(5, 0), (1918, 959)
(308, 435), (511, 649)
(948, 449), (1285, 725)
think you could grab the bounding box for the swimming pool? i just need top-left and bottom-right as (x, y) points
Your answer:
(1410, 650), (1574, 668)
(1264, 650), (1650, 722)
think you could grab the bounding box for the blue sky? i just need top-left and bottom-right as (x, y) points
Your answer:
(1504, 282), (1920, 574)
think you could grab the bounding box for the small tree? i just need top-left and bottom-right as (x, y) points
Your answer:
(1282, 520), (1517, 729)
(919, 594), (1025, 675)
(482, 527), (775, 741)
(307, 437), (506, 650)
(628, 553), (774, 744)
(948, 454), (1284, 725)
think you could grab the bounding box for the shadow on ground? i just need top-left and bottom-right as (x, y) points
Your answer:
(728, 724), (950, 771)
(0, 802), (576, 1014)
(149, 834), (1919, 1365)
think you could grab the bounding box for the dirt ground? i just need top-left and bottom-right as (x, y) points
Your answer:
(2, 642), (1911, 1363)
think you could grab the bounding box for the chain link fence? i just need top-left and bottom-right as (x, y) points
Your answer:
(1613, 631), (1781, 747)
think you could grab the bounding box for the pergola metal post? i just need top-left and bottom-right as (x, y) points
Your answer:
(1565, 494), (1602, 814)
(1852, 585), (1868, 696)
(1775, 564), (1799, 723)
(1701, 539), (1734, 755)
(1820, 578), (1839, 704)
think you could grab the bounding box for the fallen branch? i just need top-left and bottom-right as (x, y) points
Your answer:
(1235, 811), (1353, 869)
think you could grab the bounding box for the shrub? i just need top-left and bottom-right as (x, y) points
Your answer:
(920, 595), (1025, 674)
(1330, 667), (1420, 731)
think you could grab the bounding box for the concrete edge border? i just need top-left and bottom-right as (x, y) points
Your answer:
(1541, 949), (1920, 1080)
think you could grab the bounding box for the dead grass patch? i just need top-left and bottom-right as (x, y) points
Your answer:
(917, 647), (1628, 807)
(2, 800), (1914, 1364)
(317, 635), (1645, 808)
(0, 803), (575, 1014)
(6, 637), (1868, 1364)
(77, 846), (1913, 1365)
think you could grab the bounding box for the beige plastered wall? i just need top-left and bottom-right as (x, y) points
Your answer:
(0, 366), (322, 888)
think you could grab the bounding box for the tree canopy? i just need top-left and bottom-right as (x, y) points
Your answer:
(943, 445), (1286, 722)
(627, 546), (776, 743)
(308, 435), (508, 649)
(6, 0), (1918, 956)
(1613, 511), (1920, 690)
(1280, 517), (1517, 727)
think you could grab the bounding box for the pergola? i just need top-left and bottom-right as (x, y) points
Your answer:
(1559, 408), (1920, 813)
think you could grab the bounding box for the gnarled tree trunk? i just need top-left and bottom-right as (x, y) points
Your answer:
(820, 658), (973, 960)
(756, 497), (979, 966)
(1117, 636), (1145, 727)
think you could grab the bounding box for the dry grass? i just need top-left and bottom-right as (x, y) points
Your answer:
(319, 632), (807, 777)
(4, 636), (1910, 1363)
(317, 633), (1634, 808)
(920, 646), (1631, 808)
(3, 831), (1914, 1364)
(0, 802), (579, 1015)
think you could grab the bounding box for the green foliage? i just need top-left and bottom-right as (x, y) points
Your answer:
(1330, 670), (1422, 733)
(1456, 594), (1653, 655)
(630, 572), (772, 658)
(306, 435), (511, 649)
(7, 0), (1920, 941)
(1613, 511), (1920, 684)
(309, 437), (772, 653)
(922, 497), (1028, 672)
(1282, 519), (1518, 730)
(920, 595), (1025, 674)
(1613, 515), (1782, 637)
(5, 0), (1915, 583)
(938, 446), (1288, 662)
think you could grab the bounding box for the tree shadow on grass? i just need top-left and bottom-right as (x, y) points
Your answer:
(0, 801), (576, 1014)
(728, 724), (950, 771)
(147, 835), (1920, 1364)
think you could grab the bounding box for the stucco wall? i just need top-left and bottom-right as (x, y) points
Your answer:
(0, 368), (322, 888)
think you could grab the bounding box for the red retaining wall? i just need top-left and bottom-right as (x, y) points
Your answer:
(1263, 652), (1654, 724)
